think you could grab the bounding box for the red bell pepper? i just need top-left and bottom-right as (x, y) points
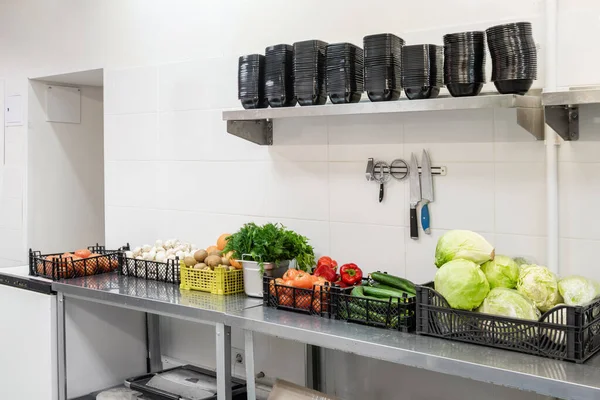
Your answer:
(339, 263), (363, 286)
(313, 264), (337, 282)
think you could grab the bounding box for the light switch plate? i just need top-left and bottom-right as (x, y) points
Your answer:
(5, 95), (22, 126)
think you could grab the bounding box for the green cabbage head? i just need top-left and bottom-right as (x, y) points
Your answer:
(516, 265), (562, 312)
(478, 287), (540, 320)
(434, 230), (495, 267)
(558, 276), (600, 306)
(435, 259), (490, 310)
(480, 255), (519, 289)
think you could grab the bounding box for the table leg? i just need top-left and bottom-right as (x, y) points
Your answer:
(244, 330), (256, 400)
(216, 323), (232, 400)
(146, 313), (163, 372)
(57, 292), (67, 400)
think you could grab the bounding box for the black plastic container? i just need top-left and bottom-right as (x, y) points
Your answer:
(330, 281), (416, 332)
(119, 254), (181, 284)
(126, 365), (247, 400)
(416, 282), (600, 363)
(29, 243), (127, 281)
(263, 275), (335, 316)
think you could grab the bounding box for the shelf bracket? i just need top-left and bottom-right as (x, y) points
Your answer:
(517, 108), (545, 140)
(544, 105), (579, 141)
(227, 119), (273, 145)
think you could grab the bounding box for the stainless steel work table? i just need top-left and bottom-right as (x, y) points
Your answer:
(53, 274), (600, 400)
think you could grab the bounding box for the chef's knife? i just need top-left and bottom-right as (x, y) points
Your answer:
(421, 149), (434, 234)
(409, 153), (421, 240)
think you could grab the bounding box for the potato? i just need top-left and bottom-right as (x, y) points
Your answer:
(184, 256), (196, 267)
(229, 266), (236, 271)
(205, 255), (221, 267)
(194, 263), (207, 270)
(209, 250), (222, 257)
(221, 257), (230, 266)
(202, 266), (212, 271)
(194, 249), (208, 263)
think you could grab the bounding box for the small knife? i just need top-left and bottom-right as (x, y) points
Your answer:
(409, 153), (421, 240)
(421, 150), (434, 234)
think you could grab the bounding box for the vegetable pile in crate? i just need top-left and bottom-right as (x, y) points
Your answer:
(29, 244), (124, 280)
(331, 272), (416, 332)
(263, 269), (337, 316)
(417, 229), (600, 363)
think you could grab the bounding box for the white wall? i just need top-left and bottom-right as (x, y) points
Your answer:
(2, 0), (600, 398)
(27, 81), (105, 252)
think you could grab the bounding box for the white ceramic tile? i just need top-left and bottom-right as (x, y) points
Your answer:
(419, 163), (495, 232)
(104, 66), (158, 115)
(494, 234), (547, 267)
(495, 163), (546, 236)
(155, 0), (232, 62)
(560, 238), (600, 278)
(104, 0), (160, 67)
(104, 161), (158, 208)
(329, 162), (406, 226)
(158, 110), (210, 161)
(328, 114), (404, 161)
(269, 117), (328, 162)
(493, 109), (546, 163)
(558, 104), (600, 163)
(2, 167), (23, 199)
(330, 222), (405, 277)
(265, 162), (329, 221)
(404, 228), (447, 285)
(105, 206), (160, 250)
(559, 162), (600, 240)
(0, 197), (22, 230)
(158, 56), (238, 112)
(104, 113), (158, 161)
(156, 161), (269, 216)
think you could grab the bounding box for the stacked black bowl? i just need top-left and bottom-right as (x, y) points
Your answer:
(401, 44), (443, 100)
(486, 22), (537, 95)
(363, 33), (404, 102)
(293, 40), (328, 106)
(326, 43), (364, 104)
(443, 31), (486, 97)
(265, 44), (296, 108)
(238, 54), (267, 109)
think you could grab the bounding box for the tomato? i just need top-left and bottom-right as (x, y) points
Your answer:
(279, 294), (293, 307)
(74, 249), (92, 259)
(283, 268), (300, 281)
(293, 272), (314, 289)
(270, 278), (291, 297)
(313, 297), (327, 314)
(295, 294), (312, 310)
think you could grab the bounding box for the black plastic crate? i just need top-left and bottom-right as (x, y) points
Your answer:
(330, 282), (416, 332)
(263, 275), (340, 316)
(125, 364), (247, 399)
(119, 255), (181, 284)
(416, 282), (600, 363)
(29, 243), (128, 281)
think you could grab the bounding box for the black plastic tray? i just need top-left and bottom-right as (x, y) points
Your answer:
(416, 282), (600, 363)
(330, 279), (416, 332)
(119, 254), (181, 284)
(29, 243), (128, 281)
(263, 275), (347, 317)
(126, 365), (246, 400)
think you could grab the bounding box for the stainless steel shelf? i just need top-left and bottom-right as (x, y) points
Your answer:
(53, 274), (600, 400)
(541, 89), (600, 141)
(222, 94), (544, 145)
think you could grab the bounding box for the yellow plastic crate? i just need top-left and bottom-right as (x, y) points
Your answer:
(179, 262), (244, 295)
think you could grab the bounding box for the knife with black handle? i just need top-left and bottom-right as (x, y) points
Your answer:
(409, 153), (421, 240)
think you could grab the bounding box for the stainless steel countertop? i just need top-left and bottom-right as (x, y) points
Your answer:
(52, 273), (263, 324)
(226, 307), (600, 399)
(53, 273), (600, 399)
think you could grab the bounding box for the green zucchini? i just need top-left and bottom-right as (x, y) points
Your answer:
(363, 285), (414, 299)
(352, 285), (399, 303)
(346, 302), (388, 324)
(371, 272), (416, 294)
